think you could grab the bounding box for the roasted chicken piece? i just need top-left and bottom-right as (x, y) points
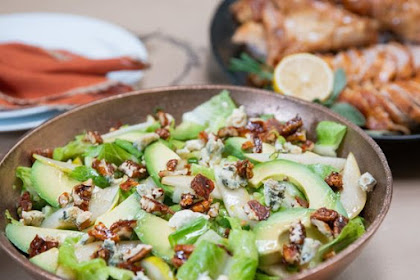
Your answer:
(320, 43), (420, 84)
(231, 0), (379, 66)
(334, 0), (420, 43)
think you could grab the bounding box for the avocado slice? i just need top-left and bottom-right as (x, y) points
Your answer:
(250, 159), (345, 214)
(103, 131), (148, 143)
(31, 160), (80, 208)
(172, 121), (206, 141)
(5, 223), (84, 253)
(30, 247), (59, 273)
(144, 142), (181, 195)
(253, 208), (316, 265)
(135, 211), (175, 262)
(224, 137), (276, 162)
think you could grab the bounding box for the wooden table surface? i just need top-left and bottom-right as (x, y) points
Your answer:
(0, 1), (419, 279)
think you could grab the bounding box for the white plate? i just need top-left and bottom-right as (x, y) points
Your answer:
(0, 12), (148, 131)
(0, 110), (62, 132)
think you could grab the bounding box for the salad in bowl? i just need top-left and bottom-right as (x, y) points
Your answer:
(6, 90), (377, 280)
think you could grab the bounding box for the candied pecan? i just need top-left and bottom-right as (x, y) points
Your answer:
(109, 121), (123, 132)
(110, 220), (137, 239)
(217, 126), (239, 139)
(333, 215), (349, 237)
(92, 159), (115, 177)
(155, 128), (170, 140)
(190, 174), (214, 200)
(259, 130), (278, 144)
(180, 193), (196, 208)
(72, 182), (93, 211)
(198, 131), (209, 143)
(245, 200), (270, 221)
(119, 178), (139, 191)
(172, 244), (195, 268)
(311, 208), (339, 223)
(156, 110), (171, 127)
(166, 159), (178, 172)
(325, 172), (343, 191)
(28, 235), (59, 258)
(18, 191), (32, 212)
(124, 245), (152, 263)
(295, 196), (309, 208)
(31, 148), (53, 163)
(241, 140), (254, 151)
(267, 116), (303, 137)
(92, 247), (110, 261)
(286, 130), (307, 143)
(300, 140), (315, 152)
(252, 135), (263, 153)
(190, 199), (212, 213)
(119, 160), (147, 179)
(246, 120), (266, 134)
(88, 222), (119, 242)
(118, 262), (144, 273)
(236, 159), (254, 179)
(84, 130), (103, 144)
(58, 192), (72, 208)
(323, 250), (336, 260)
(282, 243), (300, 265)
(289, 222), (306, 245)
(140, 196), (174, 215)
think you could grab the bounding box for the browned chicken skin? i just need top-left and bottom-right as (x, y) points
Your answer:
(335, 0), (420, 43)
(231, 0), (379, 66)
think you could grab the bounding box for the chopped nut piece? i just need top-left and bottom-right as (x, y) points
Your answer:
(117, 261), (144, 273)
(72, 181), (93, 211)
(110, 220), (137, 240)
(286, 130), (307, 143)
(58, 192), (72, 208)
(172, 244), (195, 268)
(191, 174), (215, 200)
(311, 218), (333, 238)
(208, 202), (220, 218)
(190, 199), (212, 213)
(323, 250), (336, 260)
(300, 140), (315, 152)
(295, 196), (309, 208)
(289, 221), (306, 245)
(155, 128), (170, 140)
(92, 247), (111, 261)
(267, 116), (303, 137)
(198, 131), (209, 143)
(88, 222), (119, 242)
(119, 178), (139, 191)
(244, 200), (270, 221)
(282, 243), (300, 265)
(325, 172), (343, 191)
(246, 120), (266, 134)
(140, 196), (174, 215)
(156, 110), (173, 127)
(18, 191), (32, 212)
(217, 126), (239, 139)
(28, 235), (59, 258)
(236, 159), (254, 179)
(310, 207), (339, 223)
(166, 159), (178, 172)
(180, 193), (196, 209)
(333, 215), (349, 237)
(92, 159), (115, 177)
(259, 130), (278, 144)
(252, 135), (263, 153)
(109, 121), (123, 132)
(241, 140), (254, 151)
(84, 131), (103, 144)
(122, 244), (152, 263)
(31, 148), (53, 163)
(118, 160), (147, 179)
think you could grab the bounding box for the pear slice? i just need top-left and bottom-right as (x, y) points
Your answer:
(33, 154), (78, 173)
(340, 153), (366, 218)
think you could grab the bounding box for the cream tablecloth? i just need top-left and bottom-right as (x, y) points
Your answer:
(0, 0), (419, 279)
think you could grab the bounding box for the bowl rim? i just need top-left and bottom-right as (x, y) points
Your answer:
(0, 84), (393, 280)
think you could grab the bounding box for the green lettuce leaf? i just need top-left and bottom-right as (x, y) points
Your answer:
(16, 166), (46, 209)
(114, 139), (142, 158)
(84, 143), (138, 166)
(176, 240), (227, 280)
(168, 217), (210, 247)
(227, 229), (259, 280)
(58, 237), (134, 280)
(190, 164), (215, 180)
(311, 217), (365, 267)
(314, 121), (347, 157)
(53, 134), (92, 161)
(68, 166), (110, 188)
(182, 90), (237, 133)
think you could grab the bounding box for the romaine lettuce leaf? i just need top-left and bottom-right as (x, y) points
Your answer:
(16, 166), (46, 209)
(114, 139), (142, 158)
(314, 121), (347, 157)
(53, 134), (92, 161)
(84, 143), (138, 165)
(168, 217), (210, 247)
(68, 166), (110, 188)
(227, 229), (258, 280)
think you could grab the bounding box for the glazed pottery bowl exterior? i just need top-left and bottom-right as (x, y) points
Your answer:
(0, 85), (392, 280)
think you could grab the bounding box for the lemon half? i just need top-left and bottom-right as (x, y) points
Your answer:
(273, 53), (334, 102)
